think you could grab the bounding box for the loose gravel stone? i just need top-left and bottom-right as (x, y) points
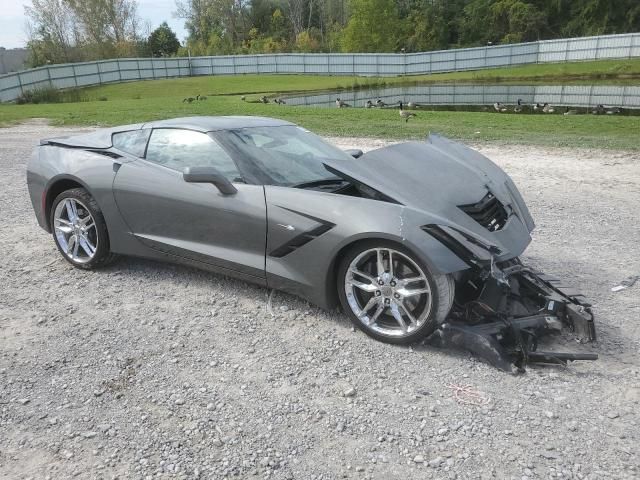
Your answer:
(343, 387), (357, 398)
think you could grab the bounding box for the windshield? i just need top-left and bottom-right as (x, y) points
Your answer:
(215, 125), (353, 187)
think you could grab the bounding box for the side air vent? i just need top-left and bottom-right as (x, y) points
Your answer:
(459, 192), (508, 232)
(269, 223), (335, 258)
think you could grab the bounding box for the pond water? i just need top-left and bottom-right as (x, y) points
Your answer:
(281, 83), (640, 113)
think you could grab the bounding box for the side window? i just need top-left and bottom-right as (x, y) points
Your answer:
(145, 129), (241, 181)
(112, 129), (151, 157)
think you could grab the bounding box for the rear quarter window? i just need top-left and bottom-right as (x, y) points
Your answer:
(112, 129), (151, 157)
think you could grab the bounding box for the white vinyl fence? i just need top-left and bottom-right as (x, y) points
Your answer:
(1, 32), (639, 102)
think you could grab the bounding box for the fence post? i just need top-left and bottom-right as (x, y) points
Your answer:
(16, 71), (24, 96)
(71, 64), (78, 87)
(594, 35), (601, 60)
(46, 66), (52, 88)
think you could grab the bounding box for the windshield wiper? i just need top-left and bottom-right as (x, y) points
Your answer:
(291, 178), (346, 189)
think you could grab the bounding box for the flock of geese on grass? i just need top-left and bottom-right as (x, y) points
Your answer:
(340, 97), (624, 118)
(182, 94), (208, 103)
(240, 95), (287, 104)
(493, 99), (622, 115)
(186, 94), (624, 120)
(337, 98), (418, 122)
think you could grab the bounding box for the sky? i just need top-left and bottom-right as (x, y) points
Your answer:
(0, 0), (188, 49)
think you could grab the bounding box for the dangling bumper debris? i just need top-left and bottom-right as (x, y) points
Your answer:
(429, 260), (597, 372)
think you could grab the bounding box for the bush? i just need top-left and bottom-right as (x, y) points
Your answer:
(16, 87), (62, 104)
(15, 87), (86, 104)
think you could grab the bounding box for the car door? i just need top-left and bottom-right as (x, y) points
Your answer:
(112, 128), (267, 280)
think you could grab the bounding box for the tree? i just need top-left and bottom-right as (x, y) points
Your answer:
(147, 22), (181, 56)
(176, 0), (249, 48)
(66, 0), (142, 57)
(25, 0), (143, 65)
(24, 0), (81, 65)
(341, 0), (400, 52)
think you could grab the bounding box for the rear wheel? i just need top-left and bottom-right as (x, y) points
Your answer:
(337, 241), (454, 344)
(50, 188), (116, 269)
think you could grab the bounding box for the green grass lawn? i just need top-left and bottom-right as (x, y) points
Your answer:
(1, 58), (639, 150)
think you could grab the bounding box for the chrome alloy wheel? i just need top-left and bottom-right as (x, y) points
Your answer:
(53, 198), (98, 264)
(344, 248), (433, 337)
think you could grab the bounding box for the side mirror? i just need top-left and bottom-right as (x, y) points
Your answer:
(183, 166), (238, 195)
(344, 149), (363, 159)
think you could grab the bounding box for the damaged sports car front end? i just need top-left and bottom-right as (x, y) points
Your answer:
(323, 135), (597, 371)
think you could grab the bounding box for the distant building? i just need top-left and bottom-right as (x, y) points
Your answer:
(0, 48), (28, 74)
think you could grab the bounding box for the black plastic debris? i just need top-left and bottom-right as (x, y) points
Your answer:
(428, 259), (598, 372)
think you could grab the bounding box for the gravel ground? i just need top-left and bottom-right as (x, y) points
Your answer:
(1, 121), (639, 480)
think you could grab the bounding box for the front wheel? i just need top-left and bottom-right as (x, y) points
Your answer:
(337, 241), (454, 344)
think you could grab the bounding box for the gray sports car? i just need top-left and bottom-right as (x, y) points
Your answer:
(27, 116), (596, 369)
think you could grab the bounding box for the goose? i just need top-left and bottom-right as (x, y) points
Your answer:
(591, 104), (605, 115)
(241, 96), (246, 102)
(563, 107), (578, 115)
(533, 102), (543, 112)
(196, 94), (200, 100)
(336, 98), (350, 108)
(183, 97), (195, 103)
(606, 107), (621, 115)
(407, 101), (416, 109)
(260, 95), (269, 104)
(376, 99), (386, 107)
(365, 100), (374, 108)
(542, 103), (554, 113)
(198, 95), (207, 101)
(514, 99), (523, 113)
(399, 101), (416, 122)
(493, 102), (507, 113)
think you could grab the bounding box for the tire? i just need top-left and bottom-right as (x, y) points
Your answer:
(337, 240), (454, 345)
(50, 187), (117, 269)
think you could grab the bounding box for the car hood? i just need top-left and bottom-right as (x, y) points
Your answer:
(324, 134), (535, 259)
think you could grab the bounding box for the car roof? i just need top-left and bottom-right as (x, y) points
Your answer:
(40, 116), (296, 149)
(141, 116), (295, 132)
